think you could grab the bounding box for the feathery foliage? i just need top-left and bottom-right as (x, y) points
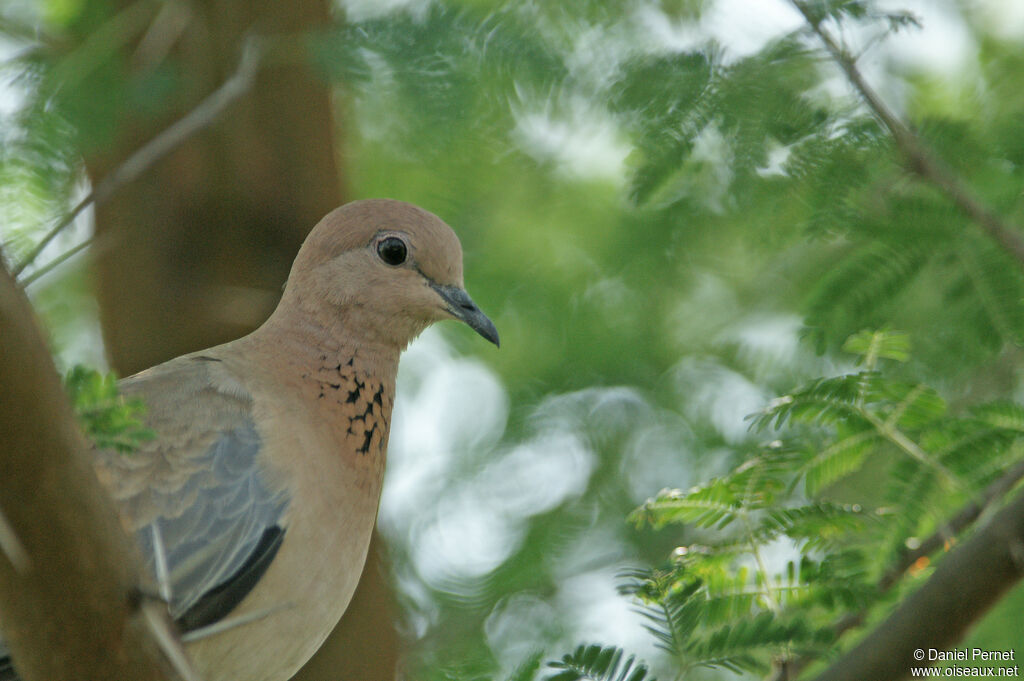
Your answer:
(618, 328), (1024, 676)
(545, 645), (654, 681)
(63, 365), (153, 452)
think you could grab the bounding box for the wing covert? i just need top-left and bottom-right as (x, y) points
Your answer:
(98, 356), (290, 628)
(133, 419), (289, 622)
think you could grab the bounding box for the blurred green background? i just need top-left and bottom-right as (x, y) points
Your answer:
(2, 0), (1024, 678)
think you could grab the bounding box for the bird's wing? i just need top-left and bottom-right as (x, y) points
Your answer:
(95, 353), (290, 631)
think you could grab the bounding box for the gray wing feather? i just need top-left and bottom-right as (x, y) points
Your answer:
(99, 356), (290, 620)
(0, 354), (290, 673)
(134, 420), (288, 617)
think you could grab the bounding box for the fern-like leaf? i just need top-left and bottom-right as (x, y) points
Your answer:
(752, 373), (870, 431)
(630, 480), (743, 530)
(623, 571), (705, 654)
(687, 612), (825, 674)
(842, 328), (911, 366)
(804, 242), (930, 346)
(545, 645), (655, 681)
(801, 426), (877, 494)
(759, 501), (871, 551)
(971, 401), (1024, 432)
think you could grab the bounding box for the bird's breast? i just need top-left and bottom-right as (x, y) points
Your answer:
(303, 354), (395, 456)
(185, 354), (395, 681)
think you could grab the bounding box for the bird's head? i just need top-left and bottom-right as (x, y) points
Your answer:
(281, 199), (499, 351)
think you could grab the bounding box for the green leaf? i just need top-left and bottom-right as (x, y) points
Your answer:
(804, 243), (931, 348)
(752, 374), (871, 431)
(879, 382), (946, 429)
(63, 365), (154, 452)
(842, 329), (911, 366)
(546, 645), (655, 681)
(687, 612), (822, 673)
(760, 502), (871, 551)
(971, 401), (1024, 432)
(630, 481), (743, 530)
(801, 427), (877, 494)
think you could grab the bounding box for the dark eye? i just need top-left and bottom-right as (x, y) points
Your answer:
(377, 236), (408, 266)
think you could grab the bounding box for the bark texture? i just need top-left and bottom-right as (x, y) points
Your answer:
(0, 263), (182, 681)
(812, 487), (1024, 681)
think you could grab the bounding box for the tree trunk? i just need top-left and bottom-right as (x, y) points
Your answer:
(0, 263), (183, 681)
(86, 0), (345, 372)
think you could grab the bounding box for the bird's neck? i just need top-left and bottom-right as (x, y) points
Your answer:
(259, 301), (401, 363)
(244, 308), (402, 398)
(242, 310), (400, 462)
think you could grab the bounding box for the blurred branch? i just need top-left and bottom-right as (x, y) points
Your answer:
(878, 458), (1024, 592)
(0, 260), (193, 681)
(790, 0), (1024, 270)
(769, 458), (1024, 681)
(12, 35), (263, 283)
(807, 483), (1024, 681)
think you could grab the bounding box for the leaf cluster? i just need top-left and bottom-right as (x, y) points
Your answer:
(602, 1), (1024, 372)
(616, 329), (1024, 676)
(545, 645), (653, 681)
(63, 365), (153, 453)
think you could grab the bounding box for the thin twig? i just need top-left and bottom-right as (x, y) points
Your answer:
(861, 408), (963, 492)
(789, 0), (1024, 270)
(12, 35), (263, 282)
(19, 238), (92, 288)
(11, 196), (94, 280)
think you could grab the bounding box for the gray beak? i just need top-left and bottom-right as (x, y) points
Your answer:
(430, 283), (500, 347)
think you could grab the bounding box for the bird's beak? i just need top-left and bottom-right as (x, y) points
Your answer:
(430, 283), (500, 347)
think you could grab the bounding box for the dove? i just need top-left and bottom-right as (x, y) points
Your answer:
(0, 198), (498, 681)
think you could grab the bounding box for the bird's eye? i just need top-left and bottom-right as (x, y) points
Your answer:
(377, 236), (408, 266)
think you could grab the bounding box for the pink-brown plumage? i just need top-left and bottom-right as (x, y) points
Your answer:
(22, 198), (498, 681)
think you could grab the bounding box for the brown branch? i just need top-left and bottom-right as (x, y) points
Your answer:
(790, 0), (1024, 270)
(878, 458), (1024, 592)
(809, 483), (1024, 681)
(769, 458), (1024, 680)
(11, 35), (262, 282)
(0, 260), (190, 681)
